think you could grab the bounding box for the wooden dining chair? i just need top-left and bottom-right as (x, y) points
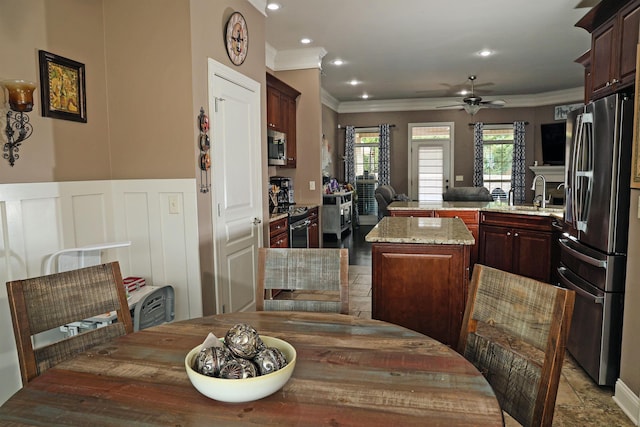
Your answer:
(457, 264), (575, 427)
(256, 248), (349, 314)
(6, 262), (133, 384)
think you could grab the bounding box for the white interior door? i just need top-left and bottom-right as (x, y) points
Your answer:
(408, 123), (453, 201)
(209, 59), (262, 314)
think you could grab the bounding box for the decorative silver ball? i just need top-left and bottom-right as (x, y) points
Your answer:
(195, 346), (232, 377)
(224, 323), (265, 359)
(219, 358), (258, 379)
(253, 347), (288, 375)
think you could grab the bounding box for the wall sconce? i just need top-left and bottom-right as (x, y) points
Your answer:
(1, 79), (37, 166)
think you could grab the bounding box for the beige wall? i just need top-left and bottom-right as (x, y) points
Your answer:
(322, 104), (340, 180)
(621, 189), (640, 395)
(0, 0), (111, 182)
(103, 0), (194, 180)
(188, 0), (267, 315)
(1, 0), (267, 317)
(270, 68), (323, 206)
(336, 103), (577, 202)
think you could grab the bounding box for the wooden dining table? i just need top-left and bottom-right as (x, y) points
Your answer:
(0, 312), (503, 426)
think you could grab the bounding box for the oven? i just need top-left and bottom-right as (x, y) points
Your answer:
(289, 207), (310, 248)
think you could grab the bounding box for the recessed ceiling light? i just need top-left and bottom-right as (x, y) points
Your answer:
(460, 89), (469, 95)
(300, 38), (312, 45)
(267, 3), (281, 10)
(332, 59), (344, 66)
(478, 49), (493, 57)
(361, 94), (369, 99)
(349, 79), (359, 86)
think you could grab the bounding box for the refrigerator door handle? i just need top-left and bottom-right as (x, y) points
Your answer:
(557, 267), (605, 304)
(570, 113), (583, 229)
(576, 113), (594, 232)
(558, 238), (607, 268)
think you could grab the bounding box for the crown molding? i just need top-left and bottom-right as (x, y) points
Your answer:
(321, 89), (340, 112)
(265, 42), (277, 70)
(248, 0), (267, 16)
(333, 87), (584, 114)
(270, 47), (328, 71)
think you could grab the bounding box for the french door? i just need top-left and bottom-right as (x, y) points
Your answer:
(409, 123), (453, 201)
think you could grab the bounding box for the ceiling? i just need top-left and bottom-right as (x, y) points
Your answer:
(263, 0), (595, 106)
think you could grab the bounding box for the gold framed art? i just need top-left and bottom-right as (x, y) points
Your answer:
(38, 50), (87, 123)
(632, 44), (640, 188)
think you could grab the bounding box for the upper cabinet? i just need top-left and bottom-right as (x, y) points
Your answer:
(577, 0), (640, 101)
(267, 74), (300, 168)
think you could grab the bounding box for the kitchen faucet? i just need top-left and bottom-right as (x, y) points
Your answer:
(531, 175), (547, 209)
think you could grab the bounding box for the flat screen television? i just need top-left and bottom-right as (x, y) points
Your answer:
(540, 122), (566, 166)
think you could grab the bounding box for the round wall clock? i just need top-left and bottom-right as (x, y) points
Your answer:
(225, 12), (248, 66)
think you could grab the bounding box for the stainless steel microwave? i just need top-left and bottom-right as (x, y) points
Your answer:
(267, 129), (287, 166)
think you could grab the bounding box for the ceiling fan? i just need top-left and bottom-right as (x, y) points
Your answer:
(437, 76), (506, 115)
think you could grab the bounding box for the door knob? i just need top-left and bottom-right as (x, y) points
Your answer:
(252, 218), (262, 225)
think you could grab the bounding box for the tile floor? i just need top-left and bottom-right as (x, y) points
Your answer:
(330, 222), (635, 427)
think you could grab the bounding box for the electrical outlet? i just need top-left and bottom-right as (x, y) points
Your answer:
(168, 195), (180, 214)
(309, 181), (316, 190)
(455, 175), (464, 182)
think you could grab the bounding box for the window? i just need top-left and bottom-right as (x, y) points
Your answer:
(409, 123), (453, 201)
(482, 125), (514, 200)
(354, 129), (379, 223)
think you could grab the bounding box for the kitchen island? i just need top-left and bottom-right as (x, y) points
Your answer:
(366, 216), (474, 347)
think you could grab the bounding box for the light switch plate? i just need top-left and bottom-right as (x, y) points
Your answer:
(309, 181), (316, 190)
(168, 195), (180, 214)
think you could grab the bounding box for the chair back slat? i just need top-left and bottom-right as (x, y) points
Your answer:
(257, 248), (349, 314)
(6, 262), (133, 384)
(458, 264), (575, 427)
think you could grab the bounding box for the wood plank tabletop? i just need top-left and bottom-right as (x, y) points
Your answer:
(0, 312), (504, 426)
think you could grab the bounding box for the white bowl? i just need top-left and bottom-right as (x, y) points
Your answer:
(185, 336), (296, 403)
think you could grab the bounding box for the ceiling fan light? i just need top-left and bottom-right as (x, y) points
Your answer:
(464, 104), (481, 115)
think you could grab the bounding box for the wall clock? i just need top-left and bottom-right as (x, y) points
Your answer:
(225, 12), (248, 66)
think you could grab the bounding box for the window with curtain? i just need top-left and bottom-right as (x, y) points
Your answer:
(482, 125), (514, 200)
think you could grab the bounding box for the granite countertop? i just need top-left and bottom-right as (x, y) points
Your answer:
(365, 217), (475, 245)
(388, 201), (564, 219)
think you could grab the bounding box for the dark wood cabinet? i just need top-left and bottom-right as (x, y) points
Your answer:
(307, 207), (320, 248)
(372, 242), (469, 348)
(577, 0), (640, 100)
(434, 210), (480, 269)
(266, 74), (300, 168)
(269, 216), (289, 248)
(478, 212), (553, 283)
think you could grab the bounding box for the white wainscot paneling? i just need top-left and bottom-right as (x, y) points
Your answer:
(0, 179), (201, 406)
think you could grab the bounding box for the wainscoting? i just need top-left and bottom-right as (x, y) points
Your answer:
(0, 179), (202, 405)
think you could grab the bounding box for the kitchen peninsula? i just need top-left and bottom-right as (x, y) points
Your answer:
(365, 216), (474, 347)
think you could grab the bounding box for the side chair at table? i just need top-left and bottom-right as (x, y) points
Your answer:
(256, 248), (349, 314)
(6, 261), (133, 384)
(457, 264), (575, 427)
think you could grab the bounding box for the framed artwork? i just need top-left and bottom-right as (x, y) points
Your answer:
(632, 44), (640, 189)
(38, 50), (87, 123)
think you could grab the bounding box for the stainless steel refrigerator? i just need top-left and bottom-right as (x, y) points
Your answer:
(560, 92), (632, 386)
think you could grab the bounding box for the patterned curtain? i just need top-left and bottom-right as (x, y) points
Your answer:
(345, 126), (355, 185)
(378, 124), (391, 186)
(512, 121), (527, 204)
(344, 126), (359, 225)
(473, 122), (484, 187)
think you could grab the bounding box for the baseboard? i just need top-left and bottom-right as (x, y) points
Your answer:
(613, 379), (640, 426)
